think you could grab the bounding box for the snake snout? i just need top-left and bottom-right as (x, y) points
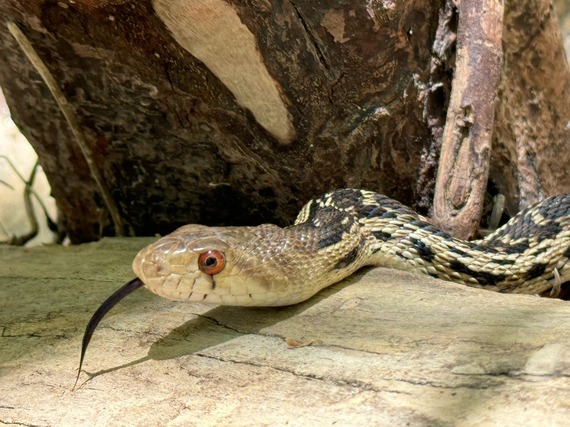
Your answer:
(135, 237), (188, 276)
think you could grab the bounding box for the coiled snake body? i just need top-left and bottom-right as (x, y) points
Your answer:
(76, 189), (570, 383)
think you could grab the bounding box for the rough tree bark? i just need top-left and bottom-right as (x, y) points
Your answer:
(492, 0), (570, 211)
(0, 0), (569, 242)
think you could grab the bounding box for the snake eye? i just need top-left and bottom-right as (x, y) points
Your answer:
(198, 250), (226, 275)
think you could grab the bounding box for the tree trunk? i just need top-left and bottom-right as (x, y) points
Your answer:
(0, 0), (569, 242)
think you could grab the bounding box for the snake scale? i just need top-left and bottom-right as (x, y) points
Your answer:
(76, 188), (570, 384)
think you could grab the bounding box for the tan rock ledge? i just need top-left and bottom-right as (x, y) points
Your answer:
(0, 238), (569, 426)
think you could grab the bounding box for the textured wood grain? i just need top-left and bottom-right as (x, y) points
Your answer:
(0, 0), (440, 242)
(492, 0), (570, 212)
(1, 239), (569, 425)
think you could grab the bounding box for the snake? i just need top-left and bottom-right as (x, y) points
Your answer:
(75, 188), (570, 385)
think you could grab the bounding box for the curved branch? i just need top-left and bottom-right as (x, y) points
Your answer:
(432, 0), (504, 239)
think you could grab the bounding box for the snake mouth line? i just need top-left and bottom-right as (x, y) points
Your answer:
(74, 277), (145, 389)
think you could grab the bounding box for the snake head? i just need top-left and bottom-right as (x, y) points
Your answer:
(132, 224), (314, 306)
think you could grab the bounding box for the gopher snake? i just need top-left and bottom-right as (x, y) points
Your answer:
(133, 188), (570, 305)
(76, 189), (570, 383)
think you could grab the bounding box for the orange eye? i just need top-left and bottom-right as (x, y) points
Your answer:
(198, 250), (225, 275)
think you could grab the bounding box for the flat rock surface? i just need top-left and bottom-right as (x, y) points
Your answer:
(0, 238), (569, 426)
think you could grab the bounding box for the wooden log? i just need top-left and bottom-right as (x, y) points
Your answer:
(1, 239), (569, 424)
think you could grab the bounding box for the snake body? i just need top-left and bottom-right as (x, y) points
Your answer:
(75, 188), (570, 383)
(132, 189), (570, 306)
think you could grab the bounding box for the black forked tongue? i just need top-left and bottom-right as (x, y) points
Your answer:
(74, 277), (145, 389)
